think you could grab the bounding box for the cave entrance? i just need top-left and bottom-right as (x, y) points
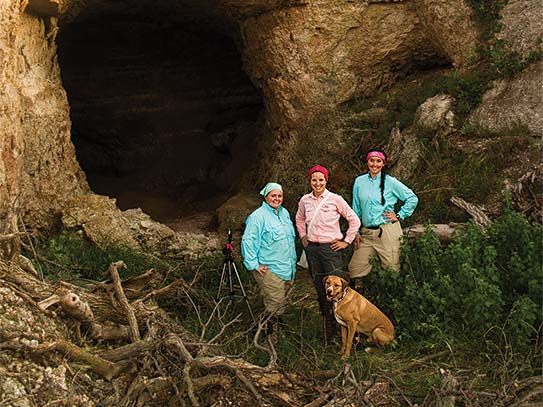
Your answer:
(57, 3), (263, 231)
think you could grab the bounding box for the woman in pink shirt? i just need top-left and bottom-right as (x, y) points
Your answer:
(295, 165), (361, 343)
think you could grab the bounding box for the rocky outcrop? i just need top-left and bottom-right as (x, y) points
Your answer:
(239, 0), (478, 185)
(415, 94), (456, 134)
(0, 1), (88, 232)
(468, 61), (543, 137)
(413, 0), (479, 68)
(61, 194), (221, 257)
(498, 0), (543, 58)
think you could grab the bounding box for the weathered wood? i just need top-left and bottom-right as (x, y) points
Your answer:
(450, 196), (490, 232)
(97, 340), (157, 362)
(108, 261), (141, 342)
(403, 223), (463, 242)
(4, 263), (155, 325)
(34, 339), (129, 381)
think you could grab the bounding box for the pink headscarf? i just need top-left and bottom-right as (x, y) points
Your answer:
(307, 165), (329, 181)
(366, 151), (386, 163)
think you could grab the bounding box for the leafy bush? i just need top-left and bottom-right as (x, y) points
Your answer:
(364, 209), (542, 373)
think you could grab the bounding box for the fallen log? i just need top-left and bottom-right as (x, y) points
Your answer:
(33, 339), (131, 381)
(5, 261), (155, 325)
(450, 196), (491, 232)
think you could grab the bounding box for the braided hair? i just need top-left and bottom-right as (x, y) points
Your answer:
(366, 148), (388, 205)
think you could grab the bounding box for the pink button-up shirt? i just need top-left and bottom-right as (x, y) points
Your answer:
(295, 189), (361, 244)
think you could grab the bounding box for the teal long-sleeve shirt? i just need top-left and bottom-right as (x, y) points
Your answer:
(352, 172), (419, 227)
(241, 202), (297, 281)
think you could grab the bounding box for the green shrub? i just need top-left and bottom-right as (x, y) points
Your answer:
(364, 209), (541, 374)
(438, 71), (489, 117)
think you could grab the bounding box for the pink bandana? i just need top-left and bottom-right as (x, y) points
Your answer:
(366, 151), (386, 163)
(307, 165), (329, 181)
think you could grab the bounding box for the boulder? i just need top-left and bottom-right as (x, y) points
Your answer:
(497, 0), (543, 58)
(215, 192), (262, 232)
(414, 94), (456, 133)
(468, 61), (543, 137)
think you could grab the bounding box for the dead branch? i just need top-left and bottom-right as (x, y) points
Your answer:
(403, 224), (463, 243)
(58, 291), (94, 322)
(183, 363), (200, 407)
(4, 261), (152, 325)
(38, 290), (131, 342)
(508, 376), (543, 407)
(303, 394), (330, 407)
(164, 333), (274, 404)
(392, 350), (449, 374)
(0, 232), (25, 241)
(131, 279), (189, 305)
(90, 268), (163, 299)
(450, 196), (491, 232)
(108, 261), (140, 342)
(17, 254), (39, 277)
(97, 340), (157, 362)
(34, 339), (130, 381)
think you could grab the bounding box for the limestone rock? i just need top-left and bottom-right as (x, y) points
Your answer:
(0, 265), (95, 407)
(61, 193), (221, 258)
(468, 61), (543, 137)
(497, 0), (543, 58)
(415, 94), (456, 133)
(385, 125), (421, 182)
(1, 2), (89, 231)
(215, 192), (262, 232)
(61, 194), (141, 250)
(413, 0), (479, 68)
(22, 0), (60, 17)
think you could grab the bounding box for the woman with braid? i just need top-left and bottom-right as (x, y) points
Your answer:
(348, 149), (418, 288)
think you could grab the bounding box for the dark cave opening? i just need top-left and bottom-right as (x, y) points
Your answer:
(57, 4), (263, 228)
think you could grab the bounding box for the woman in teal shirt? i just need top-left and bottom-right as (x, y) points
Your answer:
(241, 182), (296, 334)
(348, 149), (418, 287)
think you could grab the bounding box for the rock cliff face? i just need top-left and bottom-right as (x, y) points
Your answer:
(0, 0), (540, 248)
(239, 0), (476, 181)
(0, 1), (88, 236)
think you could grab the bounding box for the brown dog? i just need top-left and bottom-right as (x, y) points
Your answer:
(323, 275), (394, 359)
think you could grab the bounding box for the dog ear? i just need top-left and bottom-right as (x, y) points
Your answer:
(341, 277), (348, 290)
(322, 276), (329, 286)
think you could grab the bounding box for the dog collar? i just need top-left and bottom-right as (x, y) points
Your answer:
(334, 288), (349, 303)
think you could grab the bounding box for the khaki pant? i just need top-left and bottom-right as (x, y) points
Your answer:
(348, 221), (403, 278)
(253, 270), (293, 316)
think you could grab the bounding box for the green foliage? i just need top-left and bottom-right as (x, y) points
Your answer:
(410, 132), (532, 224)
(437, 71), (489, 117)
(364, 210), (542, 375)
(467, 0), (506, 42)
(26, 231), (170, 282)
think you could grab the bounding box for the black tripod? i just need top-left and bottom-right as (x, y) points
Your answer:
(217, 230), (255, 320)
